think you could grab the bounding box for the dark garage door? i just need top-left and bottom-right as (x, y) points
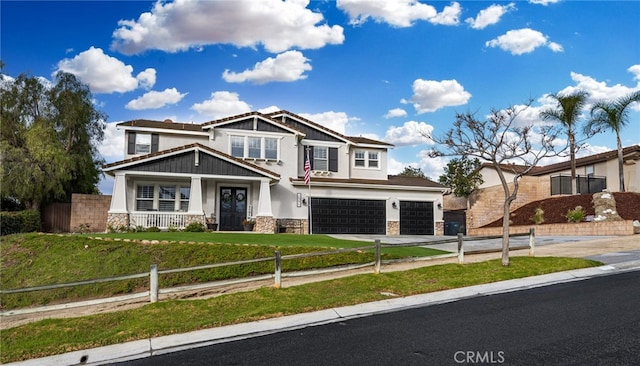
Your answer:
(400, 201), (434, 235)
(311, 198), (386, 234)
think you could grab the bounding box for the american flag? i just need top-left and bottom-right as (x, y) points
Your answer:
(304, 151), (311, 185)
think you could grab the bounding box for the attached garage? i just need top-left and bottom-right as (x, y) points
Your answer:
(400, 201), (434, 235)
(311, 198), (386, 234)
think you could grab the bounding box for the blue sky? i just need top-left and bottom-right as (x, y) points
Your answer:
(2, 0), (639, 194)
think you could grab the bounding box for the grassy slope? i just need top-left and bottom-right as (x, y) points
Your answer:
(1, 256), (601, 363)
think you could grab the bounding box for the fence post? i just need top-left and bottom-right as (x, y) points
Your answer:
(529, 227), (535, 257)
(457, 233), (464, 264)
(374, 239), (381, 274)
(274, 250), (282, 288)
(150, 264), (158, 303)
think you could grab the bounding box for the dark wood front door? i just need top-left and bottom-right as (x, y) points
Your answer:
(219, 187), (247, 231)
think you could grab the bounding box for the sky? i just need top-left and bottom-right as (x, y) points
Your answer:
(2, 0), (639, 195)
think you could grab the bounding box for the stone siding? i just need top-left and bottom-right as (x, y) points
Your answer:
(106, 213), (129, 231)
(387, 221), (400, 235)
(435, 220), (444, 236)
(255, 216), (278, 233)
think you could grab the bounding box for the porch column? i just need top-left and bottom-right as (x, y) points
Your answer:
(109, 172), (127, 213)
(188, 176), (204, 214)
(256, 179), (273, 216)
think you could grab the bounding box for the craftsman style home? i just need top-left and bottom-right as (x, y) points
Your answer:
(103, 110), (447, 234)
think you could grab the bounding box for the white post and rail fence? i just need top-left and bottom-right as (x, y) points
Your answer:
(1, 230), (535, 314)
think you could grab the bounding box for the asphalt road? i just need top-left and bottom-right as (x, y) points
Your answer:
(112, 270), (640, 366)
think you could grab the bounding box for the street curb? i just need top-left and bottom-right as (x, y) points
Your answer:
(7, 261), (639, 366)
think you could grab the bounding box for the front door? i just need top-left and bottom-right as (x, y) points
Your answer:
(219, 187), (247, 231)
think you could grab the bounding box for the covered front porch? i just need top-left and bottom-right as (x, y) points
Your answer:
(103, 145), (280, 233)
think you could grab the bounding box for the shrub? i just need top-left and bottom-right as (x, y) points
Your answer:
(530, 206), (545, 225)
(0, 210), (41, 236)
(566, 206), (585, 223)
(146, 226), (161, 232)
(183, 222), (205, 232)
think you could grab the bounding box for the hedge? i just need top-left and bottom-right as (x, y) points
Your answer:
(0, 210), (42, 236)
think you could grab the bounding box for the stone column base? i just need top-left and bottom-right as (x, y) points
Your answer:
(387, 221), (400, 235)
(107, 213), (129, 232)
(255, 216), (277, 233)
(435, 220), (444, 236)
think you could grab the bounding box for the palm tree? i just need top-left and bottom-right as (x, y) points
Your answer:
(585, 90), (640, 192)
(540, 90), (589, 195)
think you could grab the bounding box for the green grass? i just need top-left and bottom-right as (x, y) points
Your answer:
(0, 233), (447, 309)
(1, 256), (602, 363)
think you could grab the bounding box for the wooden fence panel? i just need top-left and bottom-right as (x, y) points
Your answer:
(43, 203), (71, 233)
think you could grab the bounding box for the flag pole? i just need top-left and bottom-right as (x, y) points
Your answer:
(305, 146), (313, 235)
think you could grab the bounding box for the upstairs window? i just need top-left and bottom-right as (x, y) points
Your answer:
(230, 135), (280, 160)
(313, 146), (328, 171)
(354, 150), (380, 169)
(128, 132), (159, 155)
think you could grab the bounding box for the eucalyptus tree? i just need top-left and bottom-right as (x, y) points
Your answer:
(539, 90), (589, 195)
(427, 102), (566, 266)
(585, 90), (640, 192)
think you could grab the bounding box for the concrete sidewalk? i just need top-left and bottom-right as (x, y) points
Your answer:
(7, 235), (640, 366)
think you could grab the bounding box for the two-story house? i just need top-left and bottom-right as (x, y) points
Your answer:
(103, 110), (447, 235)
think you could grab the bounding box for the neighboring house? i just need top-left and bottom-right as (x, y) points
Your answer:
(449, 145), (640, 230)
(103, 110), (448, 235)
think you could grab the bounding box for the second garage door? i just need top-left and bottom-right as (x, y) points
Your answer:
(400, 201), (434, 235)
(311, 198), (386, 234)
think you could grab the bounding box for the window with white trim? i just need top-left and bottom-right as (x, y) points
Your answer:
(354, 150), (380, 169)
(229, 135), (280, 160)
(313, 146), (328, 171)
(136, 184), (190, 212)
(135, 133), (152, 154)
(136, 185), (154, 211)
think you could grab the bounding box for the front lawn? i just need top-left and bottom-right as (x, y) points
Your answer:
(1, 256), (602, 363)
(0, 233), (447, 309)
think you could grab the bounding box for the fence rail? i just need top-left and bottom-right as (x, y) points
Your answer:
(0, 230), (535, 313)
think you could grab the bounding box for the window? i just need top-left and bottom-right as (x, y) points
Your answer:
(231, 136), (244, 158)
(136, 185), (154, 211)
(136, 184), (190, 212)
(230, 135), (280, 160)
(248, 137), (261, 158)
(585, 165), (594, 176)
(313, 146), (328, 171)
(265, 138), (278, 160)
(180, 187), (190, 211)
(354, 150), (380, 169)
(355, 151), (365, 167)
(135, 134), (151, 154)
(368, 152), (379, 168)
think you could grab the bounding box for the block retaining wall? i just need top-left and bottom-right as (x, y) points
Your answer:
(468, 220), (637, 237)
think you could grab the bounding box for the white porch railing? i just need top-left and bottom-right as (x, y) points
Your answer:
(130, 212), (190, 229)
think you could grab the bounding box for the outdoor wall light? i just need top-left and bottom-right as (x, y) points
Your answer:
(392, 201), (397, 209)
(302, 198), (307, 205)
(437, 203), (442, 209)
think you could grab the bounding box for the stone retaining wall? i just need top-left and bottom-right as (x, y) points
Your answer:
(468, 220), (637, 236)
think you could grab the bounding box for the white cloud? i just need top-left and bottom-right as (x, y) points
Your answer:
(299, 111), (353, 135)
(626, 64), (640, 82)
(191, 91), (252, 119)
(385, 108), (408, 119)
(222, 51), (312, 84)
(402, 78), (471, 113)
(111, 0), (344, 55)
(384, 121), (434, 146)
(417, 150), (449, 180)
(485, 28), (563, 55)
(529, 0), (559, 5)
(465, 3), (515, 30)
(56, 47), (155, 93)
(136, 68), (157, 90)
(337, 0), (460, 27)
(99, 122), (125, 161)
(558, 70), (640, 105)
(258, 105), (281, 114)
(125, 88), (187, 110)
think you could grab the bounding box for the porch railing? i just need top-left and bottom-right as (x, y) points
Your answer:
(130, 212), (189, 229)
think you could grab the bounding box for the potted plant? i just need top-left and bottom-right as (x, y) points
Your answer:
(242, 218), (255, 231)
